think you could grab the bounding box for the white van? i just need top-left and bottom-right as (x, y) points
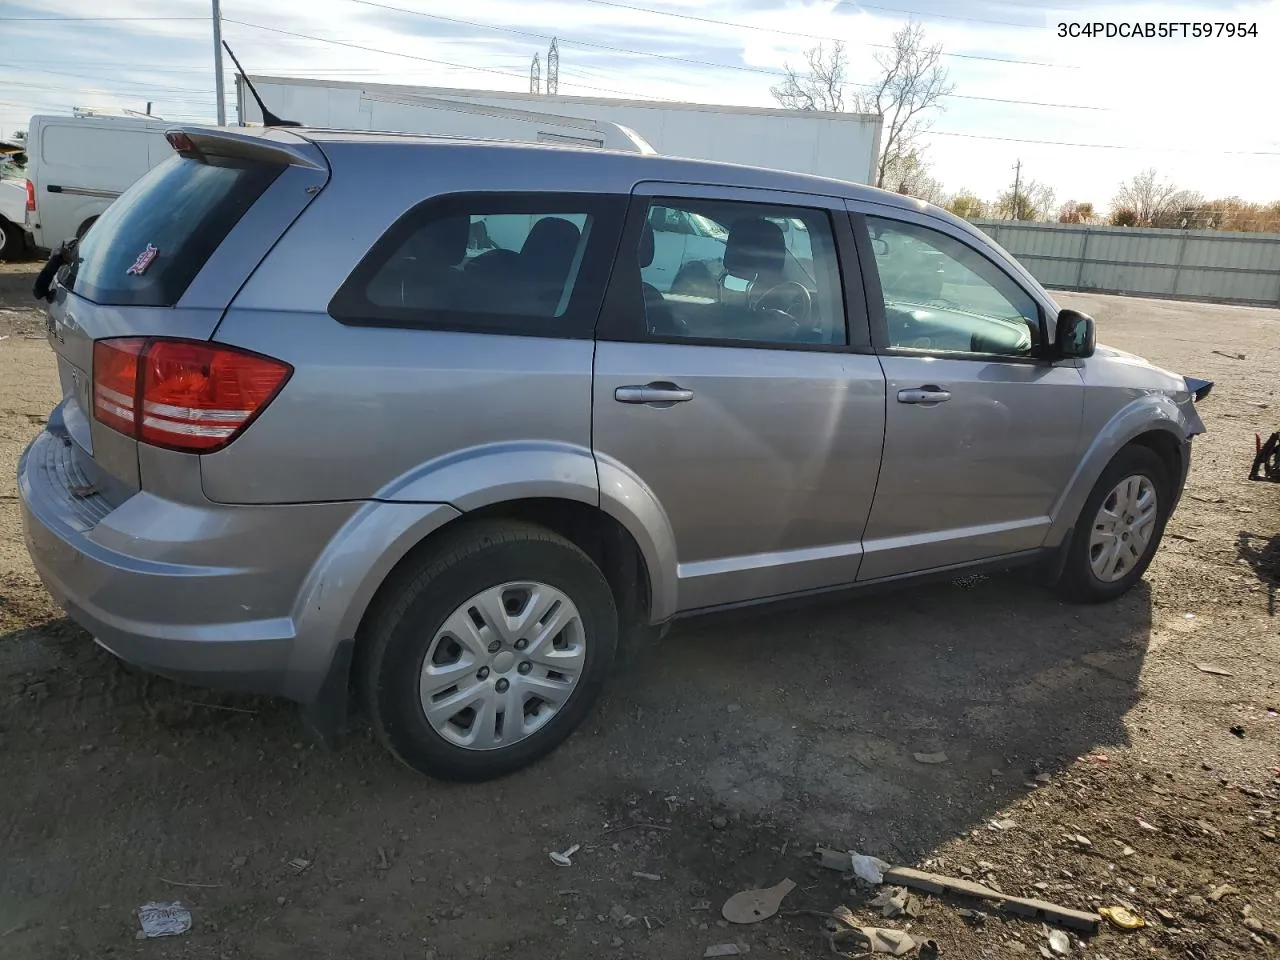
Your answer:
(23, 114), (172, 250)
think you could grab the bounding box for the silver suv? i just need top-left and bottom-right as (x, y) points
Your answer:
(19, 126), (1211, 780)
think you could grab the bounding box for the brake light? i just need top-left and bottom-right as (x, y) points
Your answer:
(92, 338), (291, 453)
(25, 178), (35, 212)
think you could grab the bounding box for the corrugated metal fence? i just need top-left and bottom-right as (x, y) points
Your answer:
(971, 219), (1280, 309)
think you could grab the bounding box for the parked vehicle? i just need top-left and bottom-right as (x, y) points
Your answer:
(20, 126), (1211, 781)
(22, 114), (185, 251)
(239, 75), (884, 184)
(0, 143), (32, 259)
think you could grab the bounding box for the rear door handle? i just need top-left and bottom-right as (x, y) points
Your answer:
(897, 386), (951, 405)
(615, 382), (694, 405)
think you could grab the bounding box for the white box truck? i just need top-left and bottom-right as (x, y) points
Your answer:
(237, 76), (884, 185)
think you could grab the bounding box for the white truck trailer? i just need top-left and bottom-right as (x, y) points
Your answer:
(237, 76), (884, 185)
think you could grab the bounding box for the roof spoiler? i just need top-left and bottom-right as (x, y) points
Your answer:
(164, 127), (326, 170)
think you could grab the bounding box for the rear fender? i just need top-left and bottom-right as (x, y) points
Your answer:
(377, 441), (679, 623)
(1046, 394), (1191, 546)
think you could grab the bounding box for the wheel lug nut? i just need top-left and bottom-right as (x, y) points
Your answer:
(477, 667), (490, 680)
(515, 638), (528, 651)
(518, 661), (532, 675)
(496, 678), (510, 693)
(487, 640), (501, 654)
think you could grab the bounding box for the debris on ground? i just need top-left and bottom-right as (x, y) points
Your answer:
(711, 815), (729, 830)
(847, 925), (919, 956)
(1212, 349), (1247, 360)
(990, 818), (1017, 831)
(703, 943), (747, 957)
(136, 902), (191, 939)
(1046, 928), (1070, 955)
(1230, 725), (1246, 738)
(632, 871), (662, 881)
(548, 843), (580, 867)
(722, 878), (795, 924)
(1099, 905), (1145, 930)
(849, 852), (891, 885)
(817, 847), (854, 871)
(1136, 819), (1159, 832)
(913, 751), (949, 765)
(1196, 663), (1233, 676)
(882, 867), (1099, 933)
(868, 886), (908, 918)
(286, 857), (311, 873)
(1208, 882), (1239, 902)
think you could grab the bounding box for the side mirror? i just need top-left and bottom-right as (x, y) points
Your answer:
(1055, 308), (1096, 359)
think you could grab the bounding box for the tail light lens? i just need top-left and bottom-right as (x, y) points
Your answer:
(25, 179), (36, 212)
(92, 338), (291, 453)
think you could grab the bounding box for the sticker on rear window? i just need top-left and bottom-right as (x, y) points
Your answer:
(126, 244), (159, 276)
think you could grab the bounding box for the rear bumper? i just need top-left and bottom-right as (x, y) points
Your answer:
(18, 429), (361, 700)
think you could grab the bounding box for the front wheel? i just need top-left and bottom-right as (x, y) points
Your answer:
(1057, 445), (1171, 603)
(360, 521), (617, 781)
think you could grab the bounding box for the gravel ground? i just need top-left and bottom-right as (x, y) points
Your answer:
(1, 262), (1277, 960)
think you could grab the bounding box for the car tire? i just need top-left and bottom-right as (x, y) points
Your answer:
(360, 520), (617, 781)
(75, 216), (98, 241)
(0, 217), (20, 260)
(1057, 445), (1171, 603)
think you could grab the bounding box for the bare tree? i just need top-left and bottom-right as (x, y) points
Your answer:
(1112, 169), (1182, 227)
(851, 21), (954, 189)
(996, 180), (1055, 221)
(772, 21), (953, 189)
(1058, 201), (1095, 224)
(881, 149), (944, 204)
(771, 42), (846, 112)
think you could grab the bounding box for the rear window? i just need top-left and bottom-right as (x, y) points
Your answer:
(64, 154), (283, 307)
(329, 192), (626, 338)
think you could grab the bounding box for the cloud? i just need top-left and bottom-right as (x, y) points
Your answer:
(1, 0), (1277, 205)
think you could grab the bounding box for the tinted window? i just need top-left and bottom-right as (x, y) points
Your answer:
(331, 193), (625, 337)
(65, 154), (283, 307)
(866, 216), (1040, 358)
(634, 198), (846, 346)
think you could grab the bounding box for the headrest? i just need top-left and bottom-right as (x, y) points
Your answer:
(399, 214), (468, 266)
(723, 217), (785, 280)
(522, 216), (582, 256)
(639, 221), (655, 268)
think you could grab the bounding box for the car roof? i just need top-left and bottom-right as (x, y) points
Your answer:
(293, 126), (950, 217)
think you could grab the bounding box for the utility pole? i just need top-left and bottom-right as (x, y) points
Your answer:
(1010, 159), (1022, 220)
(529, 53), (541, 94)
(212, 0), (226, 125)
(546, 38), (559, 95)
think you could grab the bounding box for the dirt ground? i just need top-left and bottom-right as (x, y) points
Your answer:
(1, 261), (1277, 960)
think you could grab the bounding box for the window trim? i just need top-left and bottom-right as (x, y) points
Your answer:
(328, 191), (627, 339)
(596, 188), (873, 354)
(852, 209), (1054, 365)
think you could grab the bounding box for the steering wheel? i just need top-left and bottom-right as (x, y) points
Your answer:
(753, 281), (814, 335)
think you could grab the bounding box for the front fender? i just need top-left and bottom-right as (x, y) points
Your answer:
(1046, 393), (1192, 546)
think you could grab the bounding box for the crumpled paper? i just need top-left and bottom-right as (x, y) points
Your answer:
(136, 901), (191, 939)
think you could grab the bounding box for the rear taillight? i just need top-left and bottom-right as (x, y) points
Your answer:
(92, 338), (291, 453)
(24, 179), (35, 212)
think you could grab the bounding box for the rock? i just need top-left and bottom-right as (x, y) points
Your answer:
(1047, 929), (1070, 955)
(554, 918), (568, 927)
(231, 856), (247, 869)
(275, 896), (286, 906)
(704, 945), (745, 958)
(711, 816), (728, 831)
(609, 904), (629, 924)
(1208, 884), (1239, 902)
(450, 906), (464, 919)
(726, 704), (741, 714)
(1007, 942), (1027, 954)
(913, 751), (949, 765)
(610, 936), (623, 947)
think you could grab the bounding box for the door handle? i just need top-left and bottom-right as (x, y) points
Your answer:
(897, 385), (951, 404)
(615, 382), (694, 405)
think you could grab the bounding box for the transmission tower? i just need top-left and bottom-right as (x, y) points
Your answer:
(546, 38), (559, 95)
(529, 53), (541, 94)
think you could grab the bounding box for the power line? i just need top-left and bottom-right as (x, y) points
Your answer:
(573, 0), (1070, 67)
(929, 129), (1280, 156)
(222, 18), (663, 101)
(0, 15), (207, 21)
(340, 0), (1101, 110)
(830, 0), (1045, 31)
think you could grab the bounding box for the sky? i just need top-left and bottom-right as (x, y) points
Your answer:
(1, 0), (1278, 209)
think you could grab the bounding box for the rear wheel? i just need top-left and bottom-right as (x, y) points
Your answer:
(1057, 445), (1171, 603)
(75, 216), (98, 241)
(360, 521), (617, 781)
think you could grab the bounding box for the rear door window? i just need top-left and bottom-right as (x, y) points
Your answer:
(64, 154), (283, 307)
(329, 192), (626, 338)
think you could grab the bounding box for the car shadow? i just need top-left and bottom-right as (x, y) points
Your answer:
(1235, 530), (1278, 616)
(0, 572), (1152, 957)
